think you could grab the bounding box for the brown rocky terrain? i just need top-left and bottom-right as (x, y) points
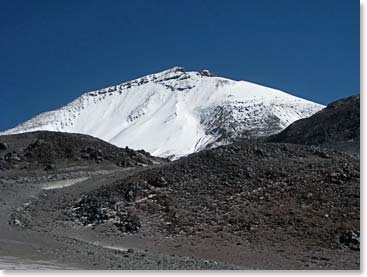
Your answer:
(5, 142), (359, 269)
(0, 95), (360, 269)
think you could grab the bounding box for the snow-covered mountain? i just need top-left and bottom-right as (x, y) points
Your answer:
(2, 67), (324, 158)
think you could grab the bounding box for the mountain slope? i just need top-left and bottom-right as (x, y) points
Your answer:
(2, 67), (324, 158)
(16, 142), (359, 269)
(267, 95), (360, 156)
(0, 131), (165, 171)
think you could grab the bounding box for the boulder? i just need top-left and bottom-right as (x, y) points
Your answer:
(201, 70), (215, 77)
(44, 163), (56, 171)
(339, 230), (360, 251)
(81, 147), (104, 162)
(4, 152), (21, 162)
(0, 142), (8, 151)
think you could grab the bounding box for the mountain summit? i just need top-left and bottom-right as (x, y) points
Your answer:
(2, 67), (324, 158)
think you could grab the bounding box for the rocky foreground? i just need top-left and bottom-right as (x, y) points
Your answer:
(0, 95), (360, 269)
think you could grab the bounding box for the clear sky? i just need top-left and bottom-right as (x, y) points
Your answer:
(0, 0), (359, 131)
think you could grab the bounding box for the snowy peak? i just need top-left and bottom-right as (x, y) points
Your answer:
(1, 67), (325, 159)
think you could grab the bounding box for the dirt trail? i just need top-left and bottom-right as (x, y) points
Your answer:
(0, 167), (127, 269)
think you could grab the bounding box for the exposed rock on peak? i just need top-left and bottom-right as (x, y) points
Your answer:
(201, 69), (215, 77)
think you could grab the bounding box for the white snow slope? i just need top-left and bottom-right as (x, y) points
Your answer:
(1, 67), (324, 159)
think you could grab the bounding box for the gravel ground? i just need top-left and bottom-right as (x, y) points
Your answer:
(0, 107), (360, 270)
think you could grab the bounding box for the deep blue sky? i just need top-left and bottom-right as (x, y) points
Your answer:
(0, 0), (359, 131)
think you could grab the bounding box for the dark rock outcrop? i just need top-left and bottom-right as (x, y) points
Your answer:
(0, 141), (8, 151)
(339, 230), (360, 251)
(0, 131), (166, 170)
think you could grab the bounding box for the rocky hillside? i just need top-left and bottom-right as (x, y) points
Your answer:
(0, 131), (166, 171)
(17, 142), (359, 269)
(267, 95), (360, 156)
